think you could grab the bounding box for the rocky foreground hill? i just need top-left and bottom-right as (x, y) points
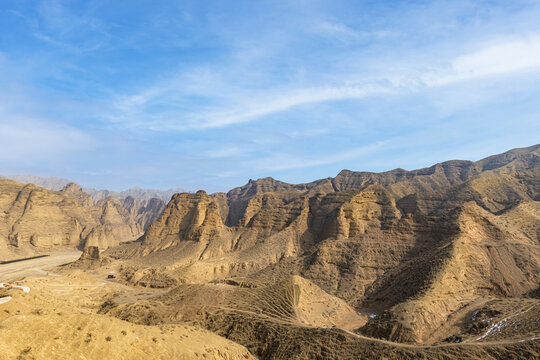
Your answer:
(0, 180), (165, 261)
(99, 144), (540, 358)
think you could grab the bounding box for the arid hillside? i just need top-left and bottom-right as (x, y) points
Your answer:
(0, 179), (165, 261)
(0, 268), (255, 360)
(102, 144), (540, 358)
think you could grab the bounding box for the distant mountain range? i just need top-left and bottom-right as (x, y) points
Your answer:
(0, 174), (185, 203)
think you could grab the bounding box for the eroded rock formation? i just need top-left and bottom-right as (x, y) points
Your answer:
(107, 144), (540, 344)
(0, 179), (165, 260)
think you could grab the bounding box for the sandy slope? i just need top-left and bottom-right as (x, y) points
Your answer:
(0, 313), (254, 360)
(0, 271), (255, 360)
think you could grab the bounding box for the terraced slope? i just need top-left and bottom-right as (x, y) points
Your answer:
(107, 275), (366, 329)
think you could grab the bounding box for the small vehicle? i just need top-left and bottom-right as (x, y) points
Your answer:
(107, 274), (116, 279)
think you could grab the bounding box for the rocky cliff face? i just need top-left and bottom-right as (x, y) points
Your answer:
(107, 144), (540, 344)
(0, 179), (165, 261)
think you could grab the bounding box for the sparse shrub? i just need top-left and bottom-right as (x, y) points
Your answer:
(121, 330), (127, 335)
(105, 336), (112, 342)
(98, 299), (117, 314)
(85, 333), (93, 343)
(16, 347), (31, 360)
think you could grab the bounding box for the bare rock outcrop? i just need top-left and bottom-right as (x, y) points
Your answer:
(0, 178), (165, 261)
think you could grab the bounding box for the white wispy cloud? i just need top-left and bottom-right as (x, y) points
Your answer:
(254, 141), (389, 172)
(108, 33), (540, 133)
(190, 84), (390, 130)
(108, 82), (391, 131)
(313, 20), (390, 43)
(423, 35), (540, 86)
(30, 0), (110, 52)
(203, 146), (244, 159)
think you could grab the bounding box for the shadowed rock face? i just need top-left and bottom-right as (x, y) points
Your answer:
(107, 144), (540, 344)
(80, 246), (100, 260)
(0, 179), (166, 261)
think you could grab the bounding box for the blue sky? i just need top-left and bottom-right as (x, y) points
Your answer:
(1, 0), (539, 192)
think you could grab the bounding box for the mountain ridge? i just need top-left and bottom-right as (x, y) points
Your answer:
(104, 143), (540, 349)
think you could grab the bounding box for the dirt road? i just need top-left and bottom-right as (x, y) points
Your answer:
(0, 251), (81, 281)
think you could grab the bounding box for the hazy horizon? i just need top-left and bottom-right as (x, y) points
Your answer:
(1, 1), (540, 192)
